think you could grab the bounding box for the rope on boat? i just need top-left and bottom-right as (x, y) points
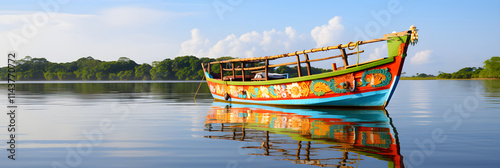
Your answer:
(347, 41), (362, 66)
(223, 80), (231, 101)
(194, 74), (206, 103)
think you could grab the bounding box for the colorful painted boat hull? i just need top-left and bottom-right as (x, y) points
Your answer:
(204, 33), (411, 108)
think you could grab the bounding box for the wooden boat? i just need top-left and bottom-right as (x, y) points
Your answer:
(201, 26), (418, 108)
(204, 103), (404, 167)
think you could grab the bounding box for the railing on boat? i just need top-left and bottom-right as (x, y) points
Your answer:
(202, 30), (411, 81)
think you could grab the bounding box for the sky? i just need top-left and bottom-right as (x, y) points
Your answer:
(0, 0), (499, 76)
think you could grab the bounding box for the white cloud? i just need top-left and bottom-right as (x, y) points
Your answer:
(0, 7), (187, 66)
(367, 44), (387, 61)
(411, 49), (433, 65)
(311, 16), (344, 47)
(179, 28), (210, 56)
(285, 26), (296, 39)
(178, 17), (345, 58)
(179, 26), (311, 58)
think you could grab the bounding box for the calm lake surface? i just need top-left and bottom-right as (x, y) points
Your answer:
(0, 80), (499, 168)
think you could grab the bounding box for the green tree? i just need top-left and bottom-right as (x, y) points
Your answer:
(150, 59), (174, 80)
(416, 73), (435, 78)
(451, 67), (482, 79)
(76, 56), (101, 69)
(437, 71), (452, 79)
(479, 56), (500, 78)
(15, 56), (51, 80)
(79, 67), (92, 80)
(43, 71), (55, 80)
(0, 67), (8, 80)
(174, 56), (199, 80)
(118, 57), (131, 62)
(118, 70), (134, 80)
(135, 63), (152, 80)
(109, 73), (117, 80)
(96, 72), (107, 80)
(209, 56), (235, 78)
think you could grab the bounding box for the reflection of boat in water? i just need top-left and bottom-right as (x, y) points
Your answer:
(203, 103), (404, 168)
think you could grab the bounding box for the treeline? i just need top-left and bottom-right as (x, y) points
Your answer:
(410, 73), (435, 78)
(0, 56), (215, 81)
(0, 55), (332, 81)
(437, 56), (499, 79)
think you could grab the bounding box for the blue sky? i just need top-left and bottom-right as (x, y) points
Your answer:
(0, 0), (499, 75)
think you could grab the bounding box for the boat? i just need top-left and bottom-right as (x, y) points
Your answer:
(203, 103), (404, 167)
(201, 26), (419, 108)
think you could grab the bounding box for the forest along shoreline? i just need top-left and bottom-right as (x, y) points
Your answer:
(1, 55), (498, 81)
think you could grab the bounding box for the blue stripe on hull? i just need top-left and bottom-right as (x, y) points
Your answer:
(213, 88), (390, 107)
(212, 76), (400, 107)
(384, 76), (400, 107)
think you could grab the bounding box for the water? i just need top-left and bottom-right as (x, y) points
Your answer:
(0, 80), (499, 168)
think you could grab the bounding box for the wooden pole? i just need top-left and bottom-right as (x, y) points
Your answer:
(201, 63), (206, 72)
(207, 63), (210, 74)
(296, 141), (302, 160)
(231, 62), (235, 79)
(304, 53), (311, 76)
(296, 55), (302, 77)
(220, 63), (223, 80)
(341, 49), (349, 67)
(241, 124), (245, 141)
(241, 62), (245, 81)
(264, 59), (269, 81)
(265, 131), (269, 156)
(306, 141), (311, 160)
